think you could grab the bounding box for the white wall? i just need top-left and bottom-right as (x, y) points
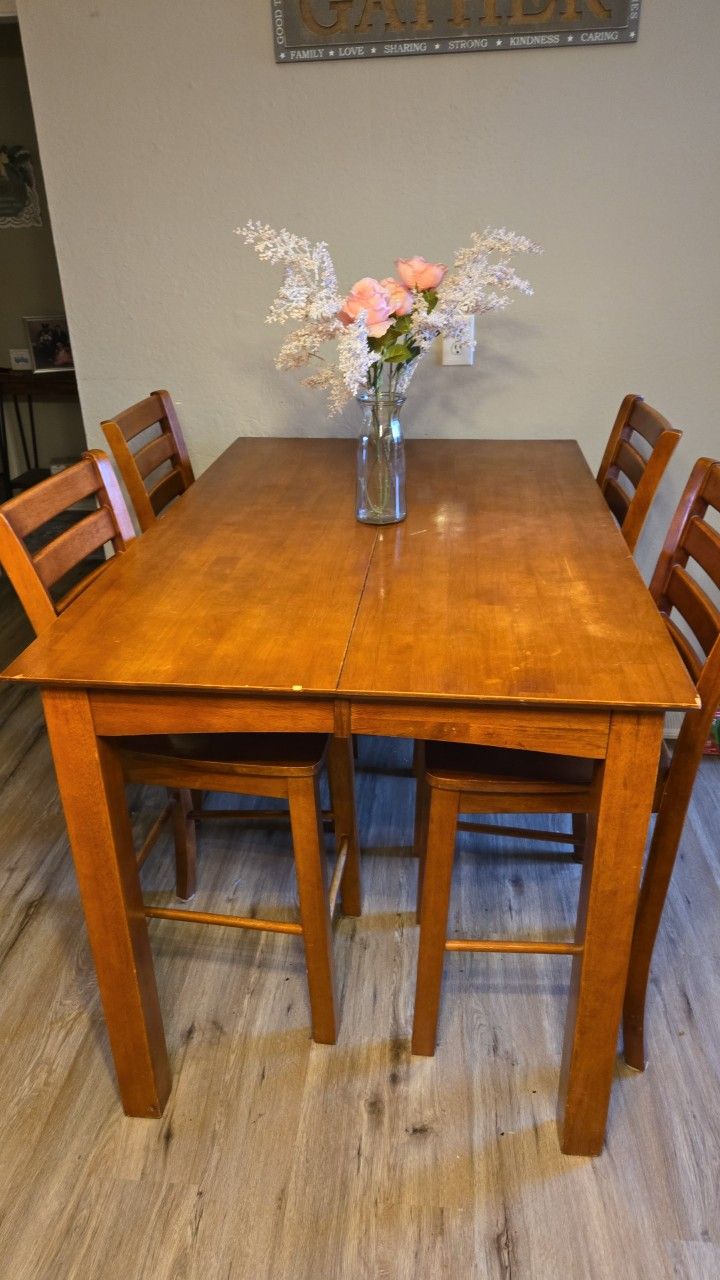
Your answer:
(15, 0), (720, 575)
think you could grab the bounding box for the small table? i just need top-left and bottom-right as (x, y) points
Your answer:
(0, 367), (79, 499)
(0, 438), (696, 1155)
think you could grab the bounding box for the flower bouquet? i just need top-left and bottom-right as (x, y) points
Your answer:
(239, 221), (541, 523)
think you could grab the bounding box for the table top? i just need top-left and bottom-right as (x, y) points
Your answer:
(0, 368), (78, 398)
(1, 438), (697, 712)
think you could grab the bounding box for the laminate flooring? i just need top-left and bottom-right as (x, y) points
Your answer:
(0, 579), (718, 1280)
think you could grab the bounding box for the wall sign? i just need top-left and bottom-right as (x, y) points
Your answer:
(0, 144), (41, 228)
(272, 1), (641, 62)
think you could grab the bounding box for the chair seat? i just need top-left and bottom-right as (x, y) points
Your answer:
(424, 739), (671, 809)
(119, 733), (328, 780)
(424, 741), (596, 795)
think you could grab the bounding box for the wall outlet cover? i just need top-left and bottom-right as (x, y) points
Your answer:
(441, 316), (476, 366)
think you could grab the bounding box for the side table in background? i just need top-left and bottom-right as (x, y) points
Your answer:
(0, 368), (80, 500)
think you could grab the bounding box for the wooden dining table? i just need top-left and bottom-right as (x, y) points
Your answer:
(1, 437), (696, 1156)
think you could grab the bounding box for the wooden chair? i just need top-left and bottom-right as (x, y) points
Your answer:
(597, 395), (681, 552)
(101, 390), (194, 532)
(623, 457), (720, 1067)
(412, 457), (720, 1066)
(0, 453), (361, 1044)
(0, 451), (198, 898)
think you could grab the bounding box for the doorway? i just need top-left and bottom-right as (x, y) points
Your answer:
(0, 16), (87, 662)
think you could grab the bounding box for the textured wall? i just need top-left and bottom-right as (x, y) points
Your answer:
(15, 0), (720, 575)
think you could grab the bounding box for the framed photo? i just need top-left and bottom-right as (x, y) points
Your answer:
(23, 315), (74, 373)
(0, 144), (42, 228)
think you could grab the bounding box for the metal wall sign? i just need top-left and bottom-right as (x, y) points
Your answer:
(272, 1), (641, 62)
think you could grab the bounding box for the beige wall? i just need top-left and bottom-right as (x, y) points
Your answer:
(0, 20), (85, 473)
(15, 0), (720, 576)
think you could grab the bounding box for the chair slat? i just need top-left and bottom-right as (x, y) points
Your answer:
(665, 563), (720, 658)
(134, 431), (177, 480)
(703, 465), (720, 512)
(108, 395), (164, 443)
(614, 439), (645, 490)
(683, 516), (720, 587)
(628, 400), (671, 448)
(33, 506), (117, 590)
(149, 468), (185, 515)
(663, 615), (705, 683)
(1, 459), (99, 539)
(603, 474), (631, 528)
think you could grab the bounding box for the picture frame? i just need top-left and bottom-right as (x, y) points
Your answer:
(22, 314), (74, 373)
(0, 143), (42, 228)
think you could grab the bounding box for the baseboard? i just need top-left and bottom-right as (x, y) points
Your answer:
(665, 711), (685, 741)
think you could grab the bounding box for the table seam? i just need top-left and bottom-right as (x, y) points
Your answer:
(335, 526), (379, 694)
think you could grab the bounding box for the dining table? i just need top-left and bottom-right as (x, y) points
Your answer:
(1, 437), (697, 1156)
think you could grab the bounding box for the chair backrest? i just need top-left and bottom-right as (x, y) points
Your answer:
(0, 450), (135, 634)
(651, 458), (720, 812)
(101, 389), (194, 532)
(597, 395), (682, 552)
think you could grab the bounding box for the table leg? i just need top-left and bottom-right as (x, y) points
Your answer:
(42, 688), (171, 1117)
(288, 774), (338, 1043)
(558, 711), (663, 1155)
(0, 395), (11, 501)
(12, 395), (32, 471)
(327, 735), (362, 917)
(27, 393), (40, 470)
(411, 786), (460, 1056)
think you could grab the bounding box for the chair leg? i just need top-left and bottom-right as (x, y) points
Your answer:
(571, 812), (587, 863)
(288, 775), (338, 1045)
(411, 785), (460, 1057)
(327, 736), (362, 917)
(623, 802), (687, 1070)
(190, 789), (204, 814)
(414, 765), (431, 923)
(171, 788), (197, 900)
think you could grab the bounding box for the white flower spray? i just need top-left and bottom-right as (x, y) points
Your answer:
(237, 221), (541, 414)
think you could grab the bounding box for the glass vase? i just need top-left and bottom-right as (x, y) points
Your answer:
(356, 392), (406, 525)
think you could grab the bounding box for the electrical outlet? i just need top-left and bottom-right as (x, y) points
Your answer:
(441, 316), (475, 366)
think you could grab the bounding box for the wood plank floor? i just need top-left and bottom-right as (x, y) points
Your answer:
(1, 579), (719, 1279)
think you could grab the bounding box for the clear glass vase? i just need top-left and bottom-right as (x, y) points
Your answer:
(356, 392), (406, 525)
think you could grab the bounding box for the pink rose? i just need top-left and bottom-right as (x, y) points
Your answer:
(338, 276), (393, 337)
(380, 277), (414, 317)
(395, 256), (447, 291)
